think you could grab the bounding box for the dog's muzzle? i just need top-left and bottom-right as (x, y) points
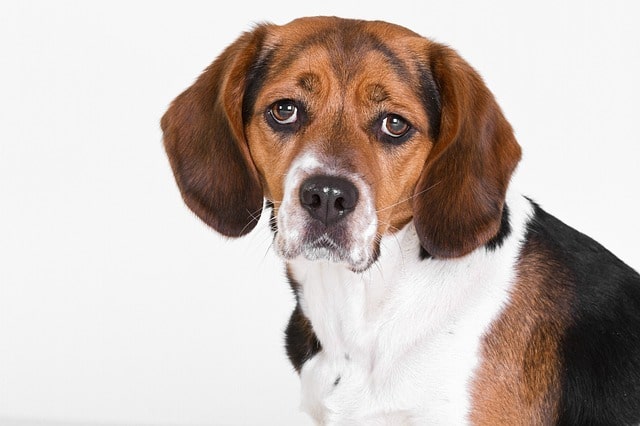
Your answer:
(296, 175), (360, 261)
(275, 163), (378, 272)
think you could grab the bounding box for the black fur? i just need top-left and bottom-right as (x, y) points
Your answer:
(275, 20), (411, 85)
(242, 49), (274, 124)
(485, 203), (511, 251)
(419, 203), (511, 260)
(418, 62), (442, 141)
(283, 199), (640, 424)
(419, 246), (433, 260)
(265, 200), (278, 233)
(284, 272), (322, 373)
(525, 202), (640, 425)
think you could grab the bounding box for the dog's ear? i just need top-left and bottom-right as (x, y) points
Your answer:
(413, 43), (521, 258)
(161, 25), (271, 237)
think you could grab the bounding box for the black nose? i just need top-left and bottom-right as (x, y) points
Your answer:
(299, 175), (359, 226)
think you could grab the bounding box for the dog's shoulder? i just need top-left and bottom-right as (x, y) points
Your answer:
(524, 201), (640, 424)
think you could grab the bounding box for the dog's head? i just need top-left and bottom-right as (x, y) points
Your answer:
(162, 16), (521, 272)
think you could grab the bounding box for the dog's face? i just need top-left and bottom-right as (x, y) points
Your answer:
(162, 17), (521, 271)
(245, 19), (437, 271)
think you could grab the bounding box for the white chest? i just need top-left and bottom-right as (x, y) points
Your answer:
(289, 195), (531, 425)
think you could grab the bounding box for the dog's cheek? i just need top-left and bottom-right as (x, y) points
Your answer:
(246, 126), (289, 203)
(374, 140), (432, 233)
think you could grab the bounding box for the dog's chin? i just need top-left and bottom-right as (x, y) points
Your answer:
(302, 247), (376, 273)
(276, 234), (377, 273)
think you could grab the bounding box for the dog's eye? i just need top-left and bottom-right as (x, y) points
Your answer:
(269, 100), (298, 124)
(381, 114), (410, 137)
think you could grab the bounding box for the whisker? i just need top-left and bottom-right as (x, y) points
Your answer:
(237, 197), (286, 236)
(373, 219), (408, 272)
(252, 206), (267, 217)
(377, 219), (401, 234)
(243, 229), (279, 273)
(376, 180), (443, 214)
(238, 208), (263, 235)
(372, 243), (385, 278)
(248, 208), (262, 222)
(260, 234), (277, 264)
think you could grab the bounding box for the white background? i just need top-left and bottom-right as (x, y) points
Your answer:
(1, 1), (639, 425)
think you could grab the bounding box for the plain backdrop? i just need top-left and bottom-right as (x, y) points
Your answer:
(1, 1), (639, 425)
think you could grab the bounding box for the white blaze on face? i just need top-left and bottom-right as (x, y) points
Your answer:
(275, 151), (378, 271)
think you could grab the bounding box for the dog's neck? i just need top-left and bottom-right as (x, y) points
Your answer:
(288, 224), (411, 359)
(286, 190), (531, 373)
(286, 192), (532, 421)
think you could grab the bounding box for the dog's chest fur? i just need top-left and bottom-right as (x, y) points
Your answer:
(288, 193), (532, 424)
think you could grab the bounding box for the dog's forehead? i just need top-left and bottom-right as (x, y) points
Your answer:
(269, 16), (420, 45)
(243, 17), (441, 141)
(263, 17), (425, 75)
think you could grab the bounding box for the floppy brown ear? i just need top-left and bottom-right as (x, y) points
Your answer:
(413, 43), (522, 258)
(161, 25), (271, 237)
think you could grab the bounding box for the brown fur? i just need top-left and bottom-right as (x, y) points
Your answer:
(162, 16), (520, 257)
(412, 43), (521, 258)
(161, 26), (270, 236)
(470, 238), (572, 425)
(244, 28), (434, 238)
(162, 16), (640, 425)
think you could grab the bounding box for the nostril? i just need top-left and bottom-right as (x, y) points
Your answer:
(311, 194), (322, 209)
(334, 197), (346, 212)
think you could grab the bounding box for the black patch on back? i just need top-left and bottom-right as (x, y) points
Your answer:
(485, 203), (511, 251)
(284, 271), (322, 373)
(525, 201), (640, 425)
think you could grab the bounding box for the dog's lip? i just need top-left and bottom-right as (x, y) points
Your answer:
(302, 234), (348, 262)
(302, 234), (377, 272)
(276, 232), (376, 273)
(308, 234), (340, 250)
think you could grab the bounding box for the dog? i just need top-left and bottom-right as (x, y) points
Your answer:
(161, 16), (640, 425)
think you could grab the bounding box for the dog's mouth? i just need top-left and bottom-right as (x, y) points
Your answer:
(301, 232), (350, 262)
(302, 234), (346, 262)
(274, 215), (379, 273)
(309, 234), (341, 251)
(271, 199), (379, 272)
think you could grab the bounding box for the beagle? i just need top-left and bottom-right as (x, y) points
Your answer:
(161, 16), (640, 425)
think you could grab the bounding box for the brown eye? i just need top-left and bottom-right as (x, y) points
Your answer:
(381, 114), (410, 137)
(270, 100), (298, 124)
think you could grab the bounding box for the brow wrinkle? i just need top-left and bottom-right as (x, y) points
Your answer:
(369, 83), (390, 103)
(274, 23), (411, 86)
(297, 72), (320, 93)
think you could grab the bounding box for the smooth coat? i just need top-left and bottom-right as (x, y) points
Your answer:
(161, 16), (640, 425)
(290, 191), (532, 424)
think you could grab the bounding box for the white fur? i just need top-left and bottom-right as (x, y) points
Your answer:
(288, 191), (534, 425)
(275, 152), (378, 271)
